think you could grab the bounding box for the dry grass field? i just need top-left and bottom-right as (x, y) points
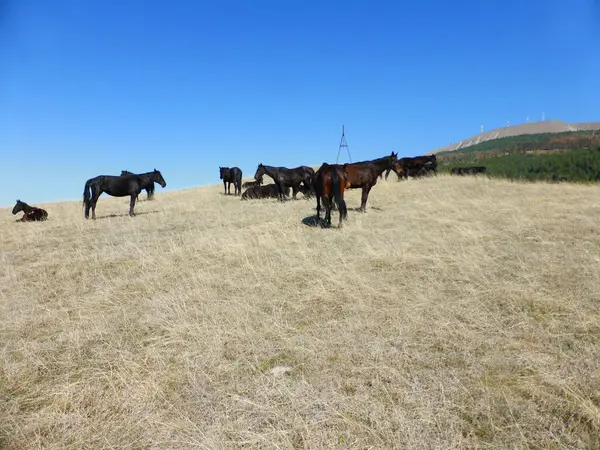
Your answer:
(1, 175), (600, 449)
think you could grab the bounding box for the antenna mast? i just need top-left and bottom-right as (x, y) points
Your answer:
(336, 125), (352, 163)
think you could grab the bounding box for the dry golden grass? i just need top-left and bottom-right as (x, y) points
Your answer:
(1, 175), (600, 449)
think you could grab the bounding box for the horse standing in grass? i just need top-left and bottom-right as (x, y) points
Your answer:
(219, 167), (243, 196)
(344, 151), (399, 211)
(121, 169), (162, 200)
(12, 200), (48, 222)
(83, 170), (166, 219)
(385, 154), (437, 180)
(253, 164), (314, 201)
(314, 163), (349, 228)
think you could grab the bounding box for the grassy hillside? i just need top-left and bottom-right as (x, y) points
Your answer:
(435, 131), (600, 182)
(2, 177), (600, 448)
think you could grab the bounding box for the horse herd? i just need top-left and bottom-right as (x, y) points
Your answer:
(9, 154), (486, 227)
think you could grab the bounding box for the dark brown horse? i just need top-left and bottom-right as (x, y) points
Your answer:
(386, 154), (437, 180)
(12, 200), (48, 222)
(344, 151), (398, 211)
(254, 164), (314, 201)
(241, 183), (290, 200)
(314, 163), (349, 228)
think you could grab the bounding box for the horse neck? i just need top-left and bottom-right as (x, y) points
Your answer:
(370, 159), (395, 177)
(261, 166), (277, 178)
(20, 203), (33, 213)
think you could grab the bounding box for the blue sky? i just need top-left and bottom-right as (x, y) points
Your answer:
(1, 0), (599, 206)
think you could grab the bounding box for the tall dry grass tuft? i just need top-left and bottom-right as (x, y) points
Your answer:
(1, 175), (599, 448)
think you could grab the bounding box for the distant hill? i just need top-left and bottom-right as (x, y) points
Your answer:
(432, 120), (600, 154)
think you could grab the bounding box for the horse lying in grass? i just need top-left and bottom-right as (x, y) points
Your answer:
(83, 170), (166, 219)
(314, 163), (350, 228)
(241, 184), (290, 200)
(12, 200), (48, 222)
(242, 179), (262, 189)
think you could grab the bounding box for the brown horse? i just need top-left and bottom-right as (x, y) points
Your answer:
(314, 163), (350, 227)
(344, 151), (398, 211)
(12, 200), (48, 222)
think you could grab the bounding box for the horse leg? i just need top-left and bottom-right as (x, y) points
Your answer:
(275, 181), (285, 201)
(129, 194), (136, 216)
(223, 180), (227, 195)
(316, 194), (321, 220)
(360, 186), (372, 212)
(90, 188), (102, 220)
(85, 199), (91, 219)
(324, 197), (332, 227)
(292, 185), (299, 200)
(338, 198), (347, 227)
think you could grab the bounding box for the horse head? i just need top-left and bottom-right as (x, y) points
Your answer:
(12, 199), (25, 215)
(152, 169), (167, 188)
(254, 164), (265, 181)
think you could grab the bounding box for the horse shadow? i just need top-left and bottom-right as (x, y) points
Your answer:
(301, 215), (340, 229)
(348, 206), (383, 212)
(93, 211), (159, 220)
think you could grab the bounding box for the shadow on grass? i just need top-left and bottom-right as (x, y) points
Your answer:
(301, 215), (345, 229)
(347, 206), (382, 212)
(90, 211), (160, 220)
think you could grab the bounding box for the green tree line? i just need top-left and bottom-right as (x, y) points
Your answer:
(435, 130), (600, 182)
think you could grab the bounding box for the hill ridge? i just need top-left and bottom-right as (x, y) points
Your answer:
(431, 119), (600, 154)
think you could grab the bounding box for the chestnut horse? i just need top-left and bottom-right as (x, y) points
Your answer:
(344, 151), (398, 211)
(314, 163), (349, 228)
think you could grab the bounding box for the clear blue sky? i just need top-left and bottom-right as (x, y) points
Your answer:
(1, 0), (599, 206)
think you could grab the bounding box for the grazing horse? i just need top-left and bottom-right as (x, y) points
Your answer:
(314, 163), (349, 228)
(219, 167), (243, 196)
(451, 166), (487, 176)
(344, 151), (399, 211)
(241, 183), (290, 200)
(12, 200), (48, 222)
(253, 164), (314, 201)
(120, 169), (163, 200)
(83, 170), (166, 219)
(385, 154), (437, 180)
(242, 179), (262, 189)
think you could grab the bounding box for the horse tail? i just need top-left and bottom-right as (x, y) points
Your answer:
(83, 178), (93, 210)
(331, 168), (347, 220)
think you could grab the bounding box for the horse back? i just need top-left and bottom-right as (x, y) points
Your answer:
(98, 175), (143, 196)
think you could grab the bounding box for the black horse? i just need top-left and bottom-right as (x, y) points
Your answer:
(242, 179), (262, 189)
(241, 183), (290, 200)
(385, 155), (437, 180)
(451, 166), (487, 176)
(12, 199), (48, 222)
(219, 167), (243, 196)
(253, 164), (314, 201)
(83, 170), (166, 219)
(120, 169), (162, 200)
